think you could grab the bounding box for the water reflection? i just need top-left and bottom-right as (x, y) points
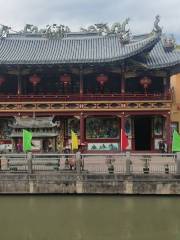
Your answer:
(0, 196), (179, 240)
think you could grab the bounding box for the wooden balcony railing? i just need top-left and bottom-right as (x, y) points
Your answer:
(0, 92), (172, 102)
(0, 99), (172, 113)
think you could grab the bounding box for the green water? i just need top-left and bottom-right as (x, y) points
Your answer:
(0, 196), (180, 240)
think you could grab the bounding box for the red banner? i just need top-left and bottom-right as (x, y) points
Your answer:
(121, 129), (128, 151)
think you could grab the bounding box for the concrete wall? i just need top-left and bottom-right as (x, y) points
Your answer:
(1, 173), (180, 194)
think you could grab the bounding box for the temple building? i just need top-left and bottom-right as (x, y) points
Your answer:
(0, 17), (180, 152)
(9, 117), (60, 152)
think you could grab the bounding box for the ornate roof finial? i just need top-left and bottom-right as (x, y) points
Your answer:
(41, 24), (71, 38)
(23, 24), (38, 34)
(153, 15), (162, 34)
(80, 23), (110, 35)
(0, 24), (11, 38)
(111, 18), (131, 43)
(80, 18), (131, 43)
(162, 34), (176, 50)
(20, 23), (71, 38)
(118, 18), (131, 44)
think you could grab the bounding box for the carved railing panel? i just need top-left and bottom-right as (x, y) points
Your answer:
(0, 100), (172, 113)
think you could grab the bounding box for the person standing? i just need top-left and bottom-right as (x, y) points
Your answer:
(159, 140), (166, 153)
(17, 139), (22, 153)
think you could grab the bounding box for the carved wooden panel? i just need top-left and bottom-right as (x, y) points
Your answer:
(0, 100), (172, 113)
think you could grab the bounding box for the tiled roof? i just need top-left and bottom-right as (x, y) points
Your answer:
(0, 33), (159, 65)
(145, 39), (180, 69)
(0, 32), (179, 69)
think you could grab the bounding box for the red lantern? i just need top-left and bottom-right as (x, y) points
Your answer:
(29, 74), (41, 87)
(0, 76), (5, 86)
(96, 74), (108, 86)
(96, 74), (108, 93)
(140, 77), (152, 92)
(60, 74), (71, 86)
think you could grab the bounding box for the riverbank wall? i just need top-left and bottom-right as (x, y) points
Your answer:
(0, 173), (180, 195)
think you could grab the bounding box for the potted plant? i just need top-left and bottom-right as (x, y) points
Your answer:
(106, 156), (115, 174)
(142, 155), (151, 174)
(165, 164), (169, 174)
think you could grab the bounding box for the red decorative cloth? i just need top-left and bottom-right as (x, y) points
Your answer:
(121, 129), (128, 151)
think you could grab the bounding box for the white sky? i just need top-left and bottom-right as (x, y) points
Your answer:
(0, 0), (179, 42)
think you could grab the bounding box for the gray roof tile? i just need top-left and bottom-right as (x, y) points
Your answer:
(0, 33), (159, 65)
(146, 40), (180, 69)
(0, 33), (179, 69)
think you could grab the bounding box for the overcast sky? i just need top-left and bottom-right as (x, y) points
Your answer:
(0, 0), (179, 42)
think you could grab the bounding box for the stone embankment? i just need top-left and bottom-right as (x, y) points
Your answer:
(0, 152), (180, 195)
(0, 173), (180, 194)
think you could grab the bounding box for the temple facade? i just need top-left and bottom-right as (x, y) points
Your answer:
(0, 17), (180, 152)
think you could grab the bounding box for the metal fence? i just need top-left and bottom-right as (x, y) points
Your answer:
(0, 152), (178, 175)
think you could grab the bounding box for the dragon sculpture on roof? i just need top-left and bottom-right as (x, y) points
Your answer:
(0, 24), (11, 38)
(80, 18), (131, 43)
(0, 16), (162, 41)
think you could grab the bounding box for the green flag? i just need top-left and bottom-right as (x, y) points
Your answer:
(172, 130), (180, 152)
(23, 129), (32, 152)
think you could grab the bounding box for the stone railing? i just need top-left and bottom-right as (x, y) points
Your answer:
(0, 152), (178, 175)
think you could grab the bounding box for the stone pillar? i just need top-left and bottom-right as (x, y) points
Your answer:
(125, 151), (131, 175)
(176, 153), (180, 174)
(0, 154), (8, 170)
(75, 151), (81, 175)
(80, 113), (85, 144)
(27, 152), (32, 174)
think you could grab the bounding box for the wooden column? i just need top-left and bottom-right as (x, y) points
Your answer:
(80, 66), (83, 96)
(80, 112), (85, 144)
(17, 66), (21, 95)
(163, 77), (168, 97)
(121, 65), (125, 94)
(120, 113), (125, 151)
(164, 72), (171, 98)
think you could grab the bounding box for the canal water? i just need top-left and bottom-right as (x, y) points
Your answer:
(0, 196), (180, 240)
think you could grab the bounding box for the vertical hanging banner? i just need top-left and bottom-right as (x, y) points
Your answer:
(172, 130), (180, 152)
(71, 130), (78, 151)
(23, 129), (32, 152)
(121, 129), (128, 151)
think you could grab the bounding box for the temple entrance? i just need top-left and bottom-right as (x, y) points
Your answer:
(134, 116), (152, 151)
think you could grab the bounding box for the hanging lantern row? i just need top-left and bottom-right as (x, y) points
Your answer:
(0, 74), (152, 92)
(96, 74), (108, 86)
(140, 77), (152, 90)
(29, 74), (41, 87)
(28, 73), (72, 87)
(0, 76), (5, 86)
